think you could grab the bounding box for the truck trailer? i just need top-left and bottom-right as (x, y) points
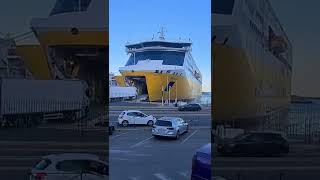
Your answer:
(0, 79), (90, 127)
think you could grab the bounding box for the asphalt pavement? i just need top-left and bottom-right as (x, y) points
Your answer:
(110, 128), (210, 180)
(109, 103), (212, 127)
(213, 143), (320, 180)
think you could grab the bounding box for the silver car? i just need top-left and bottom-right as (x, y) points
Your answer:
(152, 117), (189, 139)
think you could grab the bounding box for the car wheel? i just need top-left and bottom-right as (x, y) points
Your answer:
(175, 131), (180, 139)
(122, 120), (129, 127)
(147, 120), (154, 126)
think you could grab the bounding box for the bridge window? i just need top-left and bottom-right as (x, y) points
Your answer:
(50, 0), (92, 16)
(125, 51), (185, 66)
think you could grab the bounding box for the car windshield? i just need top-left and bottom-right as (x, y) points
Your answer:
(155, 120), (172, 127)
(35, 159), (51, 170)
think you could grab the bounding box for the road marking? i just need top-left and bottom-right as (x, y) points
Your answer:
(181, 130), (198, 144)
(110, 132), (130, 139)
(132, 153), (152, 157)
(129, 177), (140, 180)
(130, 136), (153, 148)
(114, 126), (210, 131)
(178, 171), (189, 178)
(109, 157), (130, 161)
(154, 173), (172, 180)
(109, 149), (133, 154)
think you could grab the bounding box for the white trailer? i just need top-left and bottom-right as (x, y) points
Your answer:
(109, 86), (137, 101)
(0, 79), (90, 126)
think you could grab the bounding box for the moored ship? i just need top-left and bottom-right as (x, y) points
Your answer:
(212, 0), (292, 130)
(116, 29), (202, 102)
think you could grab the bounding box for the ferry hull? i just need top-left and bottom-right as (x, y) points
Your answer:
(16, 45), (51, 80)
(213, 42), (291, 130)
(34, 30), (108, 46)
(117, 71), (201, 102)
(32, 29), (108, 103)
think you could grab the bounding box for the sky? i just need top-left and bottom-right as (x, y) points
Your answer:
(270, 0), (320, 97)
(109, 0), (211, 92)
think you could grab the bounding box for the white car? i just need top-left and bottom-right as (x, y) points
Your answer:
(29, 153), (108, 180)
(118, 110), (156, 127)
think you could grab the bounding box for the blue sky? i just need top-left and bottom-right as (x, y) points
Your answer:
(109, 0), (211, 92)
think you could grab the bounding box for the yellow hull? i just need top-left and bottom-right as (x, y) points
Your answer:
(213, 42), (291, 124)
(18, 30), (108, 80)
(35, 30), (108, 46)
(16, 45), (51, 80)
(117, 71), (202, 102)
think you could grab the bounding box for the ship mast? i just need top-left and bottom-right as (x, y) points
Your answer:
(158, 27), (166, 40)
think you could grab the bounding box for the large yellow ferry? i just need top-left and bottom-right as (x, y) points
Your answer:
(212, 0), (292, 129)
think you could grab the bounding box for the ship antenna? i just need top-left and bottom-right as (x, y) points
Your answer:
(158, 27), (166, 40)
(152, 34), (155, 40)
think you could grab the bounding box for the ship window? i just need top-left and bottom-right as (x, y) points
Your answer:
(50, 0), (92, 16)
(125, 51), (185, 66)
(212, 0), (235, 15)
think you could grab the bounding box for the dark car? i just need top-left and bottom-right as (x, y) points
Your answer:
(178, 104), (202, 111)
(217, 132), (289, 157)
(191, 143), (211, 180)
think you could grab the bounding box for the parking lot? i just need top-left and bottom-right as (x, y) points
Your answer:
(110, 128), (210, 179)
(109, 101), (211, 180)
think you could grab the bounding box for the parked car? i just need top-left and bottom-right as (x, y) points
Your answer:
(217, 131), (289, 156)
(152, 117), (188, 139)
(191, 143), (211, 180)
(29, 153), (108, 180)
(178, 103), (202, 111)
(118, 110), (156, 127)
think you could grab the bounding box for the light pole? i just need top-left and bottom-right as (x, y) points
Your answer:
(167, 76), (169, 105)
(175, 79), (178, 104)
(161, 85), (164, 106)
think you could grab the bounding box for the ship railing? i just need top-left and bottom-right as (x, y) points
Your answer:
(126, 46), (190, 53)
